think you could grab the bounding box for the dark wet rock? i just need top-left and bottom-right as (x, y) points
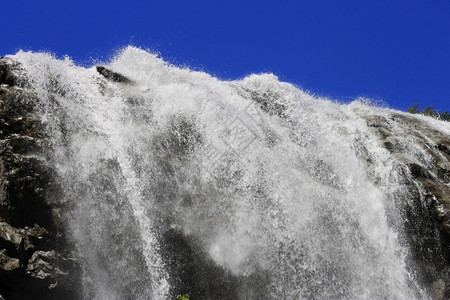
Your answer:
(0, 249), (20, 272)
(23, 224), (50, 253)
(0, 57), (81, 300)
(364, 113), (450, 299)
(437, 143), (450, 157)
(96, 66), (133, 84)
(154, 115), (203, 159)
(0, 154), (59, 229)
(309, 159), (342, 190)
(160, 228), (242, 299)
(68, 158), (153, 300)
(26, 250), (59, 280)
(0, 222), (22, 248)
(243, 87), (287, 117)
(408, 163), (432, 179)
(160, 227), (273, 299)
(0, 59), (16, 86)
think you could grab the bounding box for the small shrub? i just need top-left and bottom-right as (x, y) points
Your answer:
(422, 105), (439, 118)
(407, 104), (449, 122)
(441, 111), (450, 121)
(408, 103), (421, 114)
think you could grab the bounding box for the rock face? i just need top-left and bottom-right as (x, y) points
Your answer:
(0, 58), (80, 300)
(364, 114), (450, 299)
(96, 66), (133, 83)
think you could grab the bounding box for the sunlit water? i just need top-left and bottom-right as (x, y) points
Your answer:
(9, 46), (447, 299)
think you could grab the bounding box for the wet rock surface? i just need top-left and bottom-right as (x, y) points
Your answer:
(0, 58), (80, 300)
(364, 113), (450, 299)
(96, 66), (133, 84)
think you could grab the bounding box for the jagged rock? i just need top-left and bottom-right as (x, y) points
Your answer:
(0, 57), (80, 299)
(365, 115), (387, 128)
(26, 250), (56, 280)
(23, 224), (49, 252)
(243, 87), (287, 117)
(0, 249), (20, 272)
(96, 66), (133, 83)
(0, 222), (22, 248)
(0, 59), (16, 86)
(364, 113), (450, 298)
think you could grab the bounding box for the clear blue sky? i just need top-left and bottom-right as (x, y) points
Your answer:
(2, 0), (449, 112)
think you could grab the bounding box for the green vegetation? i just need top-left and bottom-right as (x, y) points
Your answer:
(176, 294), (190, 300)
(293, 289), (303, 300)
(408, 104), (450, 122)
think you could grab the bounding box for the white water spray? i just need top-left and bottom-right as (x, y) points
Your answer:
(9, 46), (445, 299)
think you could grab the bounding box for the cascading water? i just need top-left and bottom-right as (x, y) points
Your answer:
(7, 46), (448, 299)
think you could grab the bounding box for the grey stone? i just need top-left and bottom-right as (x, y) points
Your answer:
(0, 249), (20, 271)
(26, 250), (56, 280)
(364, 113), (450, 298)
(96, 66), (133, 84)
(0, 222), (22, 247)
(0, 57), (80, 300)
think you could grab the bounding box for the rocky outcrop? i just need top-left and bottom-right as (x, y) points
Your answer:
(364, 113), (450, 299)
(96, 66), (133, 84)
(0, 58), (80, 300)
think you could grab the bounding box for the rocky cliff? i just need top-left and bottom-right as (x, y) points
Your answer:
(0, 58), (80, 300)
(364, 113), (450, 299)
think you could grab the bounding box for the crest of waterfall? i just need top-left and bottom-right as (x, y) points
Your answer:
(9, 46), (449, 299)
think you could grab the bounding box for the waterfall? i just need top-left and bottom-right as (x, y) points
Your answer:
(8, 46), (447, 299)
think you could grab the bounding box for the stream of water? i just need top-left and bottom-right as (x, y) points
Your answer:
(10, 47), (440, 299)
